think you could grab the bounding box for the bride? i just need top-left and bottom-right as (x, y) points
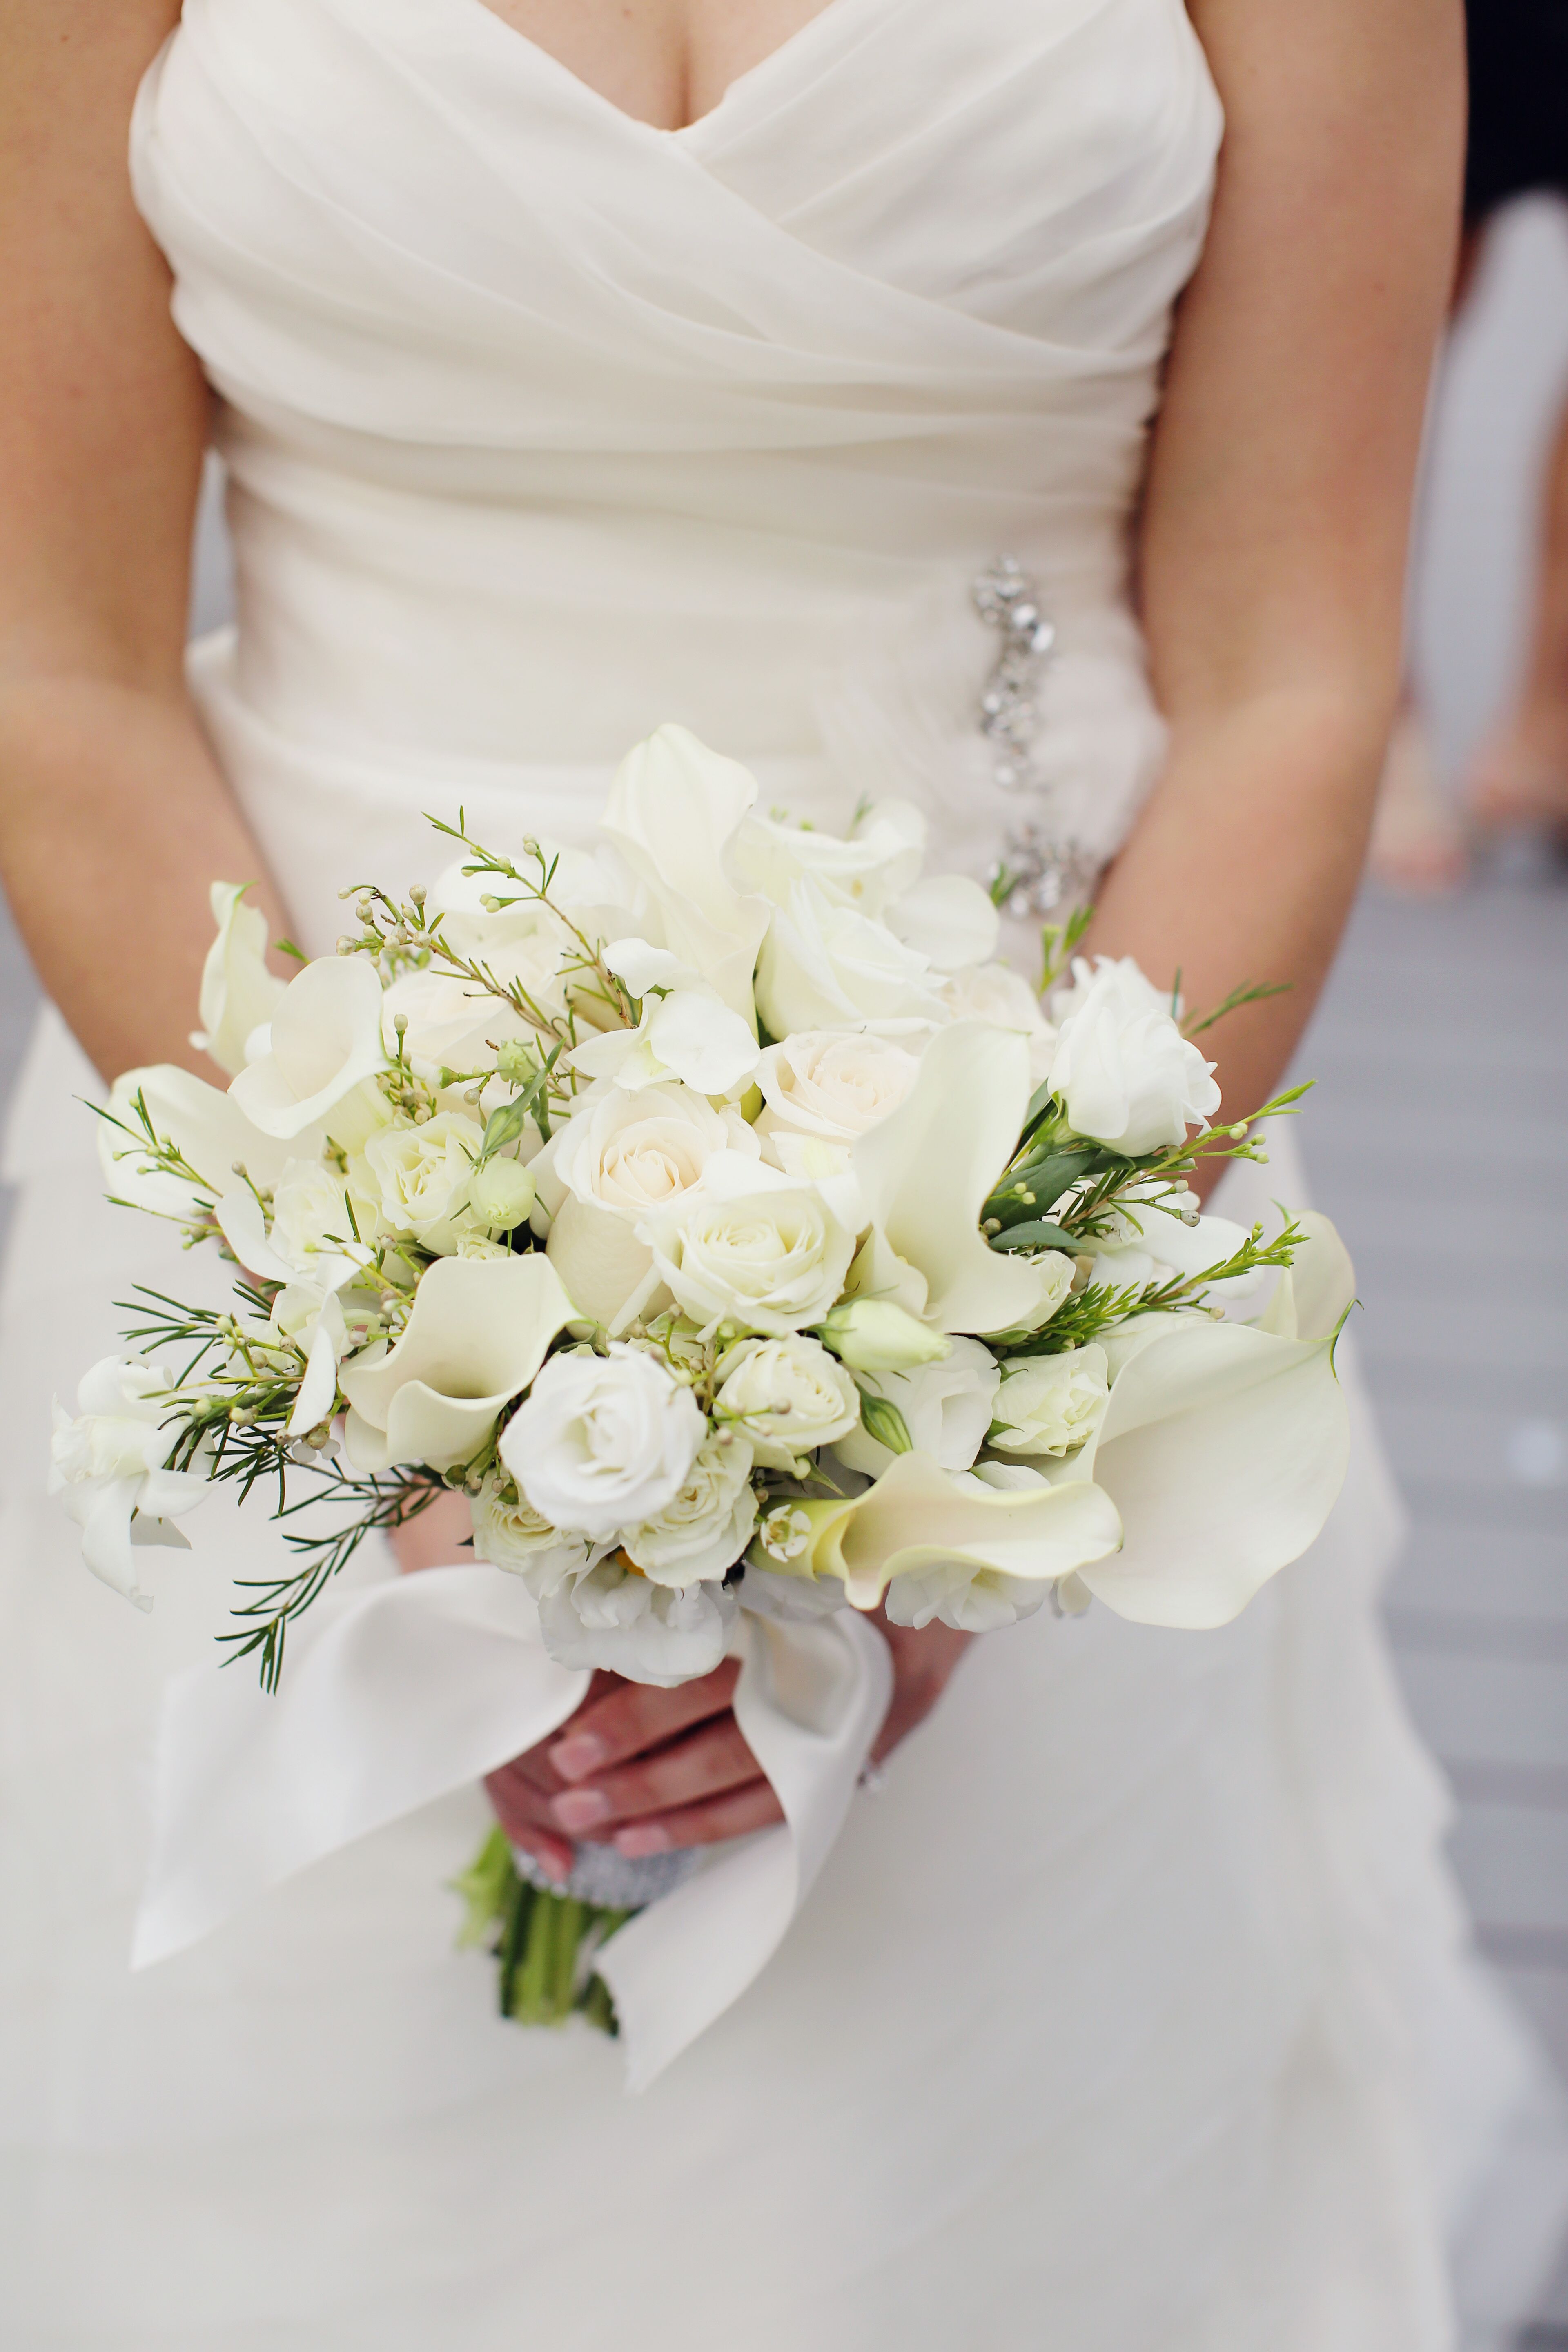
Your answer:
(4, 0), (1559, 2344)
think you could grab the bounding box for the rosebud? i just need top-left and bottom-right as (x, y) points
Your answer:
(813, 1298), (951, 1374)
(468, 1156), (537, 1232)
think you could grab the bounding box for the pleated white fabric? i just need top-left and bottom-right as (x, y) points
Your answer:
(2, 0), (1565, 2341)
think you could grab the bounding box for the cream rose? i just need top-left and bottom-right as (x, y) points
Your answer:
(713, 1334), (861, 1469)
(470, 1472), (591, 1586)
(644, 1159), (856, 1338)
(989, 1346), (1110, 1456)
(356, 1111), (485, 1253)
(500, 1344), (706, 1541)
(755, 1030), (920, 1143)
(623, 1429), (758, 1584)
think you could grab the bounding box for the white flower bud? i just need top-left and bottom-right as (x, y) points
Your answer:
(468, 1157), (537, 1231)
(814, 1297), (951, 1374)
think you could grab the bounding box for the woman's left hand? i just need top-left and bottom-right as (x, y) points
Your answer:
(484, 1615), (973, 1881)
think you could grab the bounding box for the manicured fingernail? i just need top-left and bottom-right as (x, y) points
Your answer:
(615, 1823), (672, 1858)
(551, 1787), (612, 1833)
(538, 1846), (572, 1884)
(550, 1733), (608, 1782)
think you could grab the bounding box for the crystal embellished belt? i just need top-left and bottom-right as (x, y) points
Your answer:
(972, 556), (1101, 921)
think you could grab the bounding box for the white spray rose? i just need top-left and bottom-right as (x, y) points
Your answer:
(535, 1556), (737, 1686)
(470, 1473), (592, 1586)
(622, 1430), (758, 1584)
(713, 1334), (861, 1469)
(191, 882), (285, 1076)
(1047, 958), (1220, 1157)
(731, 799), (927, 915)
(834, 1333), (1001, 1476)
(989, 1346), (1110, 1456)
(755, 1030), (920, 1143)
(501, 1344), (706, 1541)
(357, 1110), (485, 1253)
(755, 879), (946, 1039)
(943, 962), (1058, 1084)
(644, 1158), (856, 1338)
(49, 1358), (208, 1608)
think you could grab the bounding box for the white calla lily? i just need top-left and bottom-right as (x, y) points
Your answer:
(191, 883), (286, 1077)
(100, 1065), (318, 1221)
(766, 1447), (1122, 1614)
(229, 956), (390, 1148)
(1056, 1214), (1356, 1628)
(600, 726), (771, 1027)
(849, 1021), (1062, 1336)
(339, 1253), (575, 1472)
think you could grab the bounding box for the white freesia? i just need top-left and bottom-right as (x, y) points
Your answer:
(599, 726), (771, 1025)
(755, 1031), (920, 1143)
(570, 986), (760, 1098)
(501, 1344), (706, 1541)
(944, 962), (1058, 1084)
(229, 956), (391, 1150)
(730, 798), (926, 915)
(340, 1254), (575, 1473)
(470, 1472), (592, 1586)
(767, 1448), (1122, 1617)
(755, 878), (945, 1039)
(623, 1429), (758, 1584)
(848, 1021), (1064, 1335)
(191, 883), (285, 1076)
(882, 1464), (1063, 1631)
(1047, 957), (1220, 1157)
(713, 1334), (861, 1469)
(835, 1335), (1000, 1476)
(644, 1155), (855, 1338)
(535, 1556), (737, 1686)
(989, 1345), (1110, 1456)
(357, 1111), (485, 1254)
(48, 1358), (208, 1608)
(540, 1082), (758, 1329)
(100, 1064), (314, 1222)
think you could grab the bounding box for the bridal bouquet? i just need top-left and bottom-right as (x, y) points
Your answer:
(52, 726), (1353, 2040)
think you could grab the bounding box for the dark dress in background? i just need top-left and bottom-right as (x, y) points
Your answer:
(1466, 0), (1568, 220)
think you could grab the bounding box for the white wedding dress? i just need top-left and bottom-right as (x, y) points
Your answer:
(3, 0), (1566, 2343)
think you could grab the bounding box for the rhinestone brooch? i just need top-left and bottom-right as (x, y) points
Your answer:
(972, 556), (1100, 922)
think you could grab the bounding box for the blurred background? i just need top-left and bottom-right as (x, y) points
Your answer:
(0, 194), (1564, 2345)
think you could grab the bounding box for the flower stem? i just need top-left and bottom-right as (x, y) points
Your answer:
(451, 1829), (630, 2035)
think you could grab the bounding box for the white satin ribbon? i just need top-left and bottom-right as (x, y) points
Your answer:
(132, 1566), (892, 2089)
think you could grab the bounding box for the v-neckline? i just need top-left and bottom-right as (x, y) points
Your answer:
(452, 0), (872, 139)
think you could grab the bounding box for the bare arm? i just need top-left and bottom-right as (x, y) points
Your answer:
(0, 0), (287, 1083)
(1085, 0), (1465, 1146)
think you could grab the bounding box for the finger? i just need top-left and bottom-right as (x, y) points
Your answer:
(611, 1776), (785, 1856)
(548, 1659), (742, 1782)
(483, 1768), (575, 1883)
(548, 1717), (762, 1835)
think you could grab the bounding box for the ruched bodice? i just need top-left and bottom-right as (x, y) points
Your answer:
(130, 0), (1220, 943)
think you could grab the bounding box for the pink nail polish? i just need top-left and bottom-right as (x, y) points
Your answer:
(615, 1823), (672, 1858)
(550, 1733), (608, 1783)
(551, 1786), (612, 1833)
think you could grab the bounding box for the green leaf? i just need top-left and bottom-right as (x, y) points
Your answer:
(989, 1219), (1081, 1254)
(273, 938), (309, 965)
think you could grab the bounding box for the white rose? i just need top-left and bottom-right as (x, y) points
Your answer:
(228, 955), (392, 1151)
(48, 1358), (208, 1608)
(713, 1334), (861, 1469)
(834, 1333), (1000, 1476)
(1049, 951), (1179, 1027)
(623, 1429), (757, 1584)
(943, 962), (1058, 1084)
(755, 1030), (920, 1143)
(270, 1156), (382, 1288)
(191, 882), (286, 1077)
(730, 798), (926, 915)
(989, 1345), (1110, 1456)
(470, 1473), (591, 1586)
(501, 1343), (706, 1540)
(644, 1158), (856, 1338)
(540, 1082), (758, 1329)
(535, 1556), (737, 1686)
(754, 879), (946, 1040)
(1047, 958), (1221, 1157)
(882, 1464), (1060, 1631)
(357, 1111), (485, 1253)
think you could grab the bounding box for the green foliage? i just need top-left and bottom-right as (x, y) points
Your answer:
(451, 1827), (628, 2033)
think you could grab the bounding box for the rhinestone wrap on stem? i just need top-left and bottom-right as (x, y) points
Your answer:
(973, 556), (1102, 921)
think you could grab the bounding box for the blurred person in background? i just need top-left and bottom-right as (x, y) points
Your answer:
(1374, 0), (1568, 887)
